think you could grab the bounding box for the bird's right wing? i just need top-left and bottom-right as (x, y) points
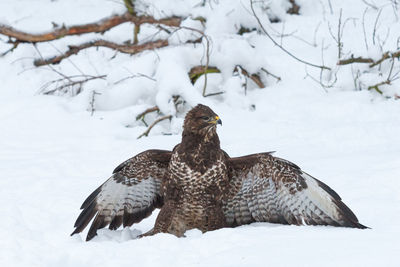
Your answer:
(224, 152), (367, 229)
(71, 149), (171, 241)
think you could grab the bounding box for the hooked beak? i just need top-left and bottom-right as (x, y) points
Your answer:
(211, 116), (222, 126)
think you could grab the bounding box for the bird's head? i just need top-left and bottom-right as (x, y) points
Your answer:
(183, 104), (222, 136)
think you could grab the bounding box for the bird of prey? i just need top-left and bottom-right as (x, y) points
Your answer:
(71, 104), (367, 241)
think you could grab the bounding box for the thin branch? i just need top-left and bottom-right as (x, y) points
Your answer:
(203, 91), (225, 97)
(261, 67), (281, 82)
(33, 39), (169, 66)
(362, 7), (369, 51)
(372, 8), (382, 45)
(367, 81), (386, 94)
(32, 44), (73, 83)
(337, 9), (343, 59)
(367, 59), (397, 94)
(370, 51), (400, 67)
(136, 106), (159, 121)
(39, 75), (106, 95)
(114, 72), (156, 85)
(362, 0), (379, 10)
(89, 90), (101, 116)
(337, 56), (374, 65)
(337, 50), (400, 67)
(250, 0), (330, 70)
(0, 12), (181, 43)
(179, 26), (211, 96)
(137, 115), (172, 139)
(0, 41), (19, 57)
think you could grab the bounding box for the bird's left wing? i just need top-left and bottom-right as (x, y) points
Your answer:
(224, 152), (367, 229)
(71, 149), (171, 241)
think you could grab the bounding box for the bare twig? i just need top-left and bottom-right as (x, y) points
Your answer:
(337, 9), (343, 59)
(33, 44), (74, 85)
(136, 106), (159, 121)
(234, 65), (265, 88)
(203, 91), (225, 97)
(33, 39), (169, 66)
(372, 8), (382, 45)
(137, 115), (172, 139)
(351, 65), (362, 91)
(89, 90), (101, 116)
(362, 7), (369, 51)
(179, 26), (211, 96)
(0, 12), (181, 43)
(250, 0), (330, 70)
(367, 58), (398, 94)
(39, 74), (106, 95)
(0, 41), (19, 57)
(261, 67), (281, 82)
(362, 0), (379, 10)
(367, 81), (387, 94)
(328, 9), (344, 59)
(114, 72), (156, 85)
(312, 22), (322, 47)
(370, 50), (400, 67)
(188, 65), (224, 97)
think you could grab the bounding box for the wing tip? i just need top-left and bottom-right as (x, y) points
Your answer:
(346, 220), (369, 229)
(80, 186), (101, 210)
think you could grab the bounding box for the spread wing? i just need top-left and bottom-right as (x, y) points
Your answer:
(71, 149), (171, 241)
(224, 153), (367, 229)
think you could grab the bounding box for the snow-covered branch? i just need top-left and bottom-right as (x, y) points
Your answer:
(0, 12), (181, 43)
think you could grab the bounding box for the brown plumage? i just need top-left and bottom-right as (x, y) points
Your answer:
(71, 104), (367, 241)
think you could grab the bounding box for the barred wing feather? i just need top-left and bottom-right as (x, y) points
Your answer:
(71, 149), (171, 241)
(225, 153), (367, 229)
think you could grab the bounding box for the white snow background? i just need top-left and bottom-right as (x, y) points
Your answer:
(0, 0), (400, 266)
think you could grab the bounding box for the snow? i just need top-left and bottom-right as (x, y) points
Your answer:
(1, 0), (400, 266)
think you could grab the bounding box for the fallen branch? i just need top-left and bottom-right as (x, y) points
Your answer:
(338, 50), (400, 67)
(33, 39), (169, 66)
(0, 12), (181, 43)
(137, 115), (172, 139)
(337, 56), (374, 65)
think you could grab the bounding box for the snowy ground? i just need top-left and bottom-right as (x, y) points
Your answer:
(1, 1), (400, 267)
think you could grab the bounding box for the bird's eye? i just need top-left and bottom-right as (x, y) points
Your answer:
(201, 116), (210, 121)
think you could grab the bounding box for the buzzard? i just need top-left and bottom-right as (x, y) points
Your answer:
(71, 104), (367, 241)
